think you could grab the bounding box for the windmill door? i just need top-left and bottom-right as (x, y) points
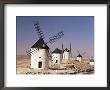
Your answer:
(56, 60), (58, 63)
(38, 61), (42, 68)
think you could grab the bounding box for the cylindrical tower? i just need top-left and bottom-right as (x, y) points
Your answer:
(31, 48), (49, 69)
(63, 48), (70, 60)
(52, 48), (62, 65)
(76, 54), (82, 61)
(30, 38), (49, 70)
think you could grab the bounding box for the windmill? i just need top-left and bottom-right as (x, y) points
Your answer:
(62, 43), (71, 61)
(76, 50), (86, 61)
(52, 48), (62, 65)
(89, 56), (94, 66)
(27, 21), (64, 69)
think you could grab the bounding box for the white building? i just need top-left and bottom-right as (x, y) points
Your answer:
(63, 48), (70, 60)
(31, 38), (49, 69)
(90, 59), (94, 66)
(52, 48), (62, 65)
(76, 54), (82, 61)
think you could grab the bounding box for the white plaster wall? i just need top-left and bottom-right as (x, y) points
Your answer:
(90, 62), (94, 66)
(31, 48), (49, 69)
(63, 51), (70, 60)
(76, 57), (82, 61)
(52, 53), (62, 64)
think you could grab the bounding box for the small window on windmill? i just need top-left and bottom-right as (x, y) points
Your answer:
(39, 57), (41, 58)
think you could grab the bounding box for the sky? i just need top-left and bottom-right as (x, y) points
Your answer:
(16, 16), (94, 57)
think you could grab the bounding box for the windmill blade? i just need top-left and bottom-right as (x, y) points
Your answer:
(49, 49), (52, 54)
(34, 21), (44, 39)
(26, 49), (35, 56)
(46, 31), (64, 44)
(77, 50), (80, 54)
(26, 48), (39, 57)
(82, 52), (86, 55)
(26, 49), (40, 60)
(30, 48), (40, 54)
(47, 49), (52, 58)
(26, 50), (31, 57)
(71, 50), (73, 57)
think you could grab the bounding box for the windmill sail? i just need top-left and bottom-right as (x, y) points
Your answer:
(77, 50), (80, 54)
(27, 21), (64, 57)
(82, 52), (86, 55)
(34, 21), (44, 39)
(26, 48), (39, 57)
(47, 49), (52, 58)
(46, 31), (64, 44)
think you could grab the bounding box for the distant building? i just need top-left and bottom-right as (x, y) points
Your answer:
(62, 43), (71, 63)
(31, 38), (49, 69)
(76, 54), (82, 61)
(52, 48), (62, 65)
(90, 59), (94, 65)
(63, 48), (70, 60)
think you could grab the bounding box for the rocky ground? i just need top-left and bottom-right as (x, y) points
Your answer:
(16, 56), (94, 75)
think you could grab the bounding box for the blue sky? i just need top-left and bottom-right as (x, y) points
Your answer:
(16, 16), (94, 57)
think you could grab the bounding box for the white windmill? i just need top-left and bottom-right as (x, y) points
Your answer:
(52, 48), (62, 65)
(30, 38), (49, 69)
(27, 21), (64, 70)
(89, 56), (94, 66)
(90, 59), (94, 66)
(76, 50), (86, 62)
(62, 43), (71, 61)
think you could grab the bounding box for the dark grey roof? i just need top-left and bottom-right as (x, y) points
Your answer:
(64, 48), (70, 52)
(77, 54), (82, 57)
(31, 38), (49, 49)
(90, 59), (94, 62)
(52, 48), (62, 54)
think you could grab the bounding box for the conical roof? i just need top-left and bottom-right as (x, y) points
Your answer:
(31, 38), (49, 49)
(77, 54), (82, 57)
(52, 48), (62, 54)
(64, 48), (70, 52)
(90, 59), (94, 62)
